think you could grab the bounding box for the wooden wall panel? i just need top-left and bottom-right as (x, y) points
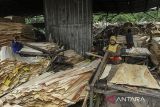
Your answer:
(44, 0), (92, 55)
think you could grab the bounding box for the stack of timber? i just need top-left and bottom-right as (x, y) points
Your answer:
(0, 18), (13, 23)
(116, 35), (147, 47)
(2, 59), (101, 107)
(150, 37), (160, 62)
(4, 16), (25, 23)
(0, 58), (50, 97)
(0, 22), (35, 47)
(0, 16), (25, 23)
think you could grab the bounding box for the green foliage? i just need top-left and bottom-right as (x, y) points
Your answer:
(93, 10), (160, 23)
(25, 15), (44, 24)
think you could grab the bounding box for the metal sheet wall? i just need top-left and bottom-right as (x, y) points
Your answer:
(44, 0), (92, 55)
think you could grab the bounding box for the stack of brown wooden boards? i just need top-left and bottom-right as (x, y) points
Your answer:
(2, 59), (101, 107)
(0, 58), (50, 97)
(150, 37), (160, 63)
(116, 35), (146, 47)
(0, 22), (35, 47)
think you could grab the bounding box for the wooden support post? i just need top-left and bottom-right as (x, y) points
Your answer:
(90, 52), (109, 87)
(82, 92), (89, 107)
(89, 52), (109, 107)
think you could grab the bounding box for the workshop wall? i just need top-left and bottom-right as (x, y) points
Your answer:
(44, 0), (92, 55)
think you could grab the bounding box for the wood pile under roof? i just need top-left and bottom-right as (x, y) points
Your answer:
(0, 22), (35, 47)
(1, 59), (101, 107)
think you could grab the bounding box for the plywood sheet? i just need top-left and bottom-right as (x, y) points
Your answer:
(110, 63), (160, 89)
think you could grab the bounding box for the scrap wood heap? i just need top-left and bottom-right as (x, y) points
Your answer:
(2, 59), (101, 107)
(0, 58), (50, 97)
(0, 22), (35, 47)
(63, 50), (84, 64)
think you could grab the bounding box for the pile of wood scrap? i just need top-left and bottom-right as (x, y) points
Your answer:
(63, 50), (84, 64)
(0, 59), (50, 97)
(109, 63), (160, 89)
(0, 22), (35, 46)
(2, 59), (101, 107)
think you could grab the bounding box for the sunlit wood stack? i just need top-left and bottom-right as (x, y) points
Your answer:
(0, 22), (35, 47)
(2, 59), (101, 107)
(0, 59), (50, 96)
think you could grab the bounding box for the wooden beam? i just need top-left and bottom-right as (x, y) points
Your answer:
(21, 42), (51, 54)
(19, 51), (50, 57)
(85, 52), (103, 58)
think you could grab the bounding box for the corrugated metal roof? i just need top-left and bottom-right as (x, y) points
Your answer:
(93, 0), (160, 13)
(0, 0), (159, 16)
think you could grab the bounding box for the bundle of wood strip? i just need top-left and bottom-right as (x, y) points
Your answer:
(2, 59), (101, 107)
(0, 22), (35, 47)
(0, 59), (50, 96)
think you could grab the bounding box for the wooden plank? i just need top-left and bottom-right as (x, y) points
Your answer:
(19, 51), (50, 57)
(85, 52), (103, 58)
(21, 42), (51, 54)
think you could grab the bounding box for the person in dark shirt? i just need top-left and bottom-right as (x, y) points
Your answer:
(11, 36), (23, 53)
(126, 29), (134, 48)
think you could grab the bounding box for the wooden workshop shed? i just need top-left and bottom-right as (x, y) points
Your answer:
(0, 0), (159, 54)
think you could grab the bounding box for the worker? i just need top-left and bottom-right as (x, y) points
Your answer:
(104, 36), (121, 64)
(125, 28), (134, 48)
(11, 36), (23, 53)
